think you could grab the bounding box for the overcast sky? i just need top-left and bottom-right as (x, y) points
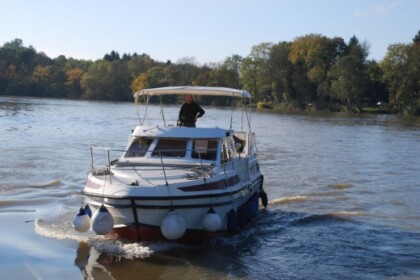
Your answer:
(1, 0), (419, 63)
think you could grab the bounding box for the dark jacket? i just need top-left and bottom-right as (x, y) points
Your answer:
(178, 101), (205, 127)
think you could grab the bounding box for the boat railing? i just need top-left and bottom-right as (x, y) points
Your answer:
(89, 146), (122, 183)
(89, 146), (225, 184)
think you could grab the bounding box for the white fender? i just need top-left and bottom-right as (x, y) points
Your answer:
(160, 210), (186, 240)
(72, 207), (91, 233)
(203, 208), (222, 232)
(91, 205), (114, 235)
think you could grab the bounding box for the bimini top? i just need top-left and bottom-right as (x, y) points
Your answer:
(134, 86), (251, 99)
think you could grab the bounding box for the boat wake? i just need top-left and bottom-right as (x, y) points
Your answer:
(269, 195), (308, 205)
(329, 182), (353, 189)
(34, 209), (184, 259)
(35, 215), (95, 243)
(329, 211), (367, 217)
(0, 177), (64, 193)
(87, 239), (178, 260)
(29, 177), (64, 188)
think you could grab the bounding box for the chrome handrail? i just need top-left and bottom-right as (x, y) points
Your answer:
(88, 146), (222, 183)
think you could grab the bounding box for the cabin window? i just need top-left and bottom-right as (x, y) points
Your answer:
(221, 139), (232, 163)
(192, 139), (218, 161)
(152, 139), (187, 158)
(233, 135), (246, 153)
(125, 138), (153, 157)
(248, 133), (256, 155)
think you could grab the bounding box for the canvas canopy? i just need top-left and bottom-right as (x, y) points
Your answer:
(134, 86), (251, 99)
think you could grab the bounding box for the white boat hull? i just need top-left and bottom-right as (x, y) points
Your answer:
(83, 173), (264, 243)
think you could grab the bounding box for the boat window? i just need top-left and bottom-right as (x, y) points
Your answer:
(152, 139), (187, 158)
(221, 139), (232, 163)
(125, 138), (153, 157)
(248, 133), (256, 155)
(192, 139), (218, 160)
(233, 135), (246, 153)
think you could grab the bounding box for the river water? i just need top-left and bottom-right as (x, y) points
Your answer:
(1, 96), (419, 279)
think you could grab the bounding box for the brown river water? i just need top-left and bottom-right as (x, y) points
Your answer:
(1, 96), (420, 279)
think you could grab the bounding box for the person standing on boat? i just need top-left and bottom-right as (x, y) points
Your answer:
(178, 95), (205, 127)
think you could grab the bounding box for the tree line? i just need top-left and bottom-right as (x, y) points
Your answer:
(1, 32), (419, 115)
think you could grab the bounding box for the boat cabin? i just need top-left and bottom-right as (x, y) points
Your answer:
(116, 125), (256, 168)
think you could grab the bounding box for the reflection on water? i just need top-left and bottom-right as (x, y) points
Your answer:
(1, 96), (420, 279)
(0, 97), (34, 118)
(76, 243), (205, 280)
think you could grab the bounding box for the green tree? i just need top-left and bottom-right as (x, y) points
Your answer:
(103, 50), (120, 61)
(194, 63), (234, 105)
(240, 42), (273, 101)
(0, 39), (38, 95)
(81, 60), (131, 101)
(224, 55), (243, 74)
(131, 65), (169, 91)
(32, 65), (53, 95)
(289, 34), (346, 108)
(268, 41), (294, 104)
(176, 57), (199, 85)
(381, 40), (420, 115)
(127, 53), (155, 79)
(193, 65), (212, 86)
(365, 60), (388, 106)
(329, 56), (367, 112)
(413, 30), (420, 44)
(328, 37), (369, 112)
(207, 56), (243, 89)
(65, 68), (84, 98)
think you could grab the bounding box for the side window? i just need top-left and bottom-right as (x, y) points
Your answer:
(221, 139), (232, 164)
(248, 133), (256, 155)
(125, 138), (153, 157)
(233, 135), (246, 153)
(152, 139), (187, 157)
(192, 139), (218, 160)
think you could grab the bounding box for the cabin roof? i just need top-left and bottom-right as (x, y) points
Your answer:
(132, 126), (228, 138)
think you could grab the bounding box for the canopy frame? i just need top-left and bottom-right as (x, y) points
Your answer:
(133, 86), (253, 131)
(134, 86), (251, 100)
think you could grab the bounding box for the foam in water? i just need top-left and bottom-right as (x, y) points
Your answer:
(34, 211), (184, 259)
(87, 239), (178, 259)
(35, 218), (94, 243)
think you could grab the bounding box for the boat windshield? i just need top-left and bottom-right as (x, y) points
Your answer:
(125, 137), (153, 157)
(192, 139), (218, 161)
(124, 137), (219, 161)
(152, 139), (187, 158)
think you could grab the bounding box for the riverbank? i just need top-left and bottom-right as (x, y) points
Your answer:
(255, 101), (394, 114)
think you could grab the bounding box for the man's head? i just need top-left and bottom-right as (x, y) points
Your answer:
(185, 95), (193, 104)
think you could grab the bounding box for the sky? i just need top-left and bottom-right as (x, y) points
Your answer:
(0, 0), (419, 64)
